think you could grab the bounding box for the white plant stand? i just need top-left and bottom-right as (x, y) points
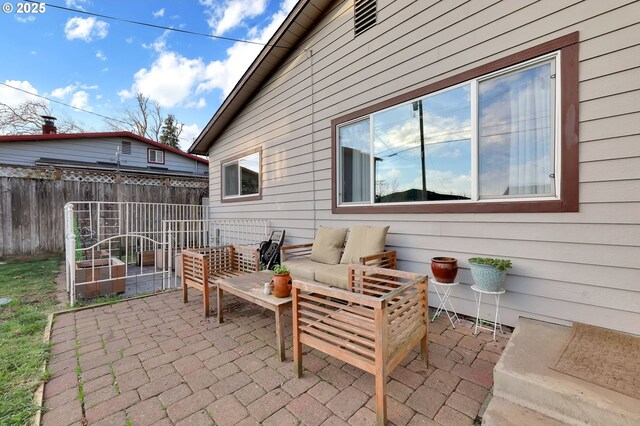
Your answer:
(471, 285), (505, 340)
(430, 278), (461, 328)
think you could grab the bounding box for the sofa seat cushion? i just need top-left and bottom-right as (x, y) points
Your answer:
(310, 227), (348, 265)
(340, 225), (390, 264)
(315, 264), (349, 290)
(286, 258), (321, 282)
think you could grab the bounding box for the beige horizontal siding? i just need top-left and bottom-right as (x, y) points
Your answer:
(208, 0), (640, 335)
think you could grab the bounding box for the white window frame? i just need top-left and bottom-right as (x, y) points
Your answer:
(336, 51), (561, 207)
(222, 151), (261, 200)
(147, 149), (164, 164)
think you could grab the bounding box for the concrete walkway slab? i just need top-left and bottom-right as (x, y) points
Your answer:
(488, 318), (640, 425)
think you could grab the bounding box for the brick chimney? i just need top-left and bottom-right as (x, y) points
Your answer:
(41, 115), (57, 134)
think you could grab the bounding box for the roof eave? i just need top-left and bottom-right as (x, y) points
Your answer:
(189, 0), (330, 156)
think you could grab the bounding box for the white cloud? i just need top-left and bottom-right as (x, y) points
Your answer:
(200, 0), (267, 36)
(0, 80), (46, 107)
(125, 52), (205, 108)
(70, 90), (91, 110)
(179, 123), (201, 150)
(197, 0), (297, 97)
(125, 36), (134, 44)
(65, 0), (88, 11)
(101, 67), (109, 72)
(152, 8), (165, 18)
(51, 84), (77, 99)
(15, 15), (35, 23)
(96, 50), (107, 61)
(142, 30), (170, 53)
(119, 0), (297, 108)
(96, 94), (103, 100)
(64, 17), (109, 42)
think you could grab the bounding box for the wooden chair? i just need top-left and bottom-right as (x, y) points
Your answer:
(292, 265), (428, 425)
(181, 245), (260, 317)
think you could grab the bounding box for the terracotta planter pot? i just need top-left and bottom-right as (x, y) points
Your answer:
(270, 273), (292, 298)
(430, 257), (458, 283)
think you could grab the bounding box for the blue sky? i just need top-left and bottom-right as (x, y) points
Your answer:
(0, 0), (297, 149)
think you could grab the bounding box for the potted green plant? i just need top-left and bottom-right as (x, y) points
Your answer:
(468, 257), (512, 292)
(270, 263), (292, 298)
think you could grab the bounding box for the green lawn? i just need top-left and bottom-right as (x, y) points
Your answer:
(0, 258), (60, 425)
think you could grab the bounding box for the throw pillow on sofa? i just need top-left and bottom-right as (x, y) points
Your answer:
(310, 226), (348, 264)
(340, 225), (390, 264)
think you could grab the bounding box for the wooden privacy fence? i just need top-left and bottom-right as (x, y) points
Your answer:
(0, 168), (207, 257)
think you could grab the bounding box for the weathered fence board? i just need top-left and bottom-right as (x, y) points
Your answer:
(0, 177), (208, 257)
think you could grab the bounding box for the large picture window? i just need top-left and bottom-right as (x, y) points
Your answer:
(221, 149), (261, 201)
(332, 33), (578, 213)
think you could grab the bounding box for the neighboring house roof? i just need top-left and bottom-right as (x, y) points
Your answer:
(189, 0), (334, 155)
(0, 131), (208, 164)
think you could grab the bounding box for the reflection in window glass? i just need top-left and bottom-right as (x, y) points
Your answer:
(240, 152), (260, 195)
(479, 61), (555, 198)
(339, 119), (371, 203)
(223, 163), (239, 197)
(373, 85), (471, 203)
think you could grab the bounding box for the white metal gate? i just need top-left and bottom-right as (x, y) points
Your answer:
(64, 201), (269, 306)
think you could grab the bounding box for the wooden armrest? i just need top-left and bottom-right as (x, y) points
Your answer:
(359, 250), (397, 269)
(282, 243), (313, 251)
(281, 243), (313, 261)
(293, 279), (382, 309)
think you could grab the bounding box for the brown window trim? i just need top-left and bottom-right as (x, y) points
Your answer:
(220, 147), (262, 203)
(331, 32), (579, 214)
(147, 148), (165, 165)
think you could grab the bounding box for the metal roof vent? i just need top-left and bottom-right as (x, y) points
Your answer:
(354, 0), (376, 36)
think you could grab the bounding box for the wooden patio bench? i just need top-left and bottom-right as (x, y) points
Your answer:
(181, 245), (260, 317)
(292, 264), (429, 425)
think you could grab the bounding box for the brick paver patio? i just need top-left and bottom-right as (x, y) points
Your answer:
(42, 290), (510, 426)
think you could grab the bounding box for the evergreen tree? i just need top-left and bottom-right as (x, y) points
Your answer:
(159, 114), (182, 149)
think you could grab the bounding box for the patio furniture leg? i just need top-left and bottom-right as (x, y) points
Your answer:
(474, 291), (482, 335)
(182, 279), (188, 304)
(203, 281), (210, 317)
(420, 335), (428, 367)
(374, 373), (387, 426)
(275, 305), (286, 362)
(292, 288), (302, 378)
(217, 286), (224, 324)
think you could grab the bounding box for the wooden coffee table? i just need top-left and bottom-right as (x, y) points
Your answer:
(216, 270), (292, 361)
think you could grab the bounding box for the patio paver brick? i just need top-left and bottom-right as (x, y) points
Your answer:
(326, 386), (369, 420)
(247, 388), (292, 422)
(207, 394), (249, 426)
(286, 393), (332, 426)
(84, 390), (139, 424)
(126, 397), (167, 426)
(434, 405), (474, 426)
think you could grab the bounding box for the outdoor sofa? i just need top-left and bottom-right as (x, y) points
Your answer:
(281, 225), (397, 289)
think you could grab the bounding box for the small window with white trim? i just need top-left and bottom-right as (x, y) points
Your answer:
(222, 150), (261, 201)
(148, 148), (164, 164)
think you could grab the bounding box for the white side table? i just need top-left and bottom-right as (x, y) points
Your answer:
(471, 285), (505, 340)
(430, 278), (461, 328)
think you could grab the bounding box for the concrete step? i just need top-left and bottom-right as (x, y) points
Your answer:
(491, 318), (640, 426)
(483, 396), (565, 426)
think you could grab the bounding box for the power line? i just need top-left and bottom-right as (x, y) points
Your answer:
(0, 81), (129, 125)
(26, 0), (293, 49)
(0, 82), (195, 144)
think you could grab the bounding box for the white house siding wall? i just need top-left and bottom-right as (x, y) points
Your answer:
(208, 0), (640, 335)
(0, 137), (205, 175)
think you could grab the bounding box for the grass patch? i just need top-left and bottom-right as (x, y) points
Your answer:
(72, 293), (125, 308)
(0, 258), (60, 425)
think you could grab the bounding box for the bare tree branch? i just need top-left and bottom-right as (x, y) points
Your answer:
(0, 100), (85, 134)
